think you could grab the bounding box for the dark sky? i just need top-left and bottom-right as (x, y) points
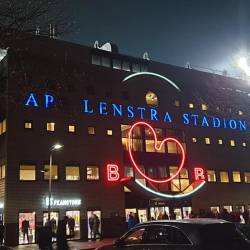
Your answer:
(64, 0), (250, 77)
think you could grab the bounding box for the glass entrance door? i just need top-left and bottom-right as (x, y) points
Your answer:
(66, 210), (80, 239)
(19, 212), (35, 244)
(173, 208), (182, 220)
(138, 209), (147, 223)
(87, 210), (101, 239)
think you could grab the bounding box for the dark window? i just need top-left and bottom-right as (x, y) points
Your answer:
(45, 79), (55, 89)
(122, 91), (129, 100)
(87, 86), (95, 95)
(67, 83), (75, 92)
(106, 89), (112, 98)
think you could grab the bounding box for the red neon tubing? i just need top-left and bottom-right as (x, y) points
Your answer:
(128, 121), (186, 184)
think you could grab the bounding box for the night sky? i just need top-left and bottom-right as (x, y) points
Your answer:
(64, 0), (250, 77)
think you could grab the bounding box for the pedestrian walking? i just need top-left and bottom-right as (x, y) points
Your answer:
(243, 210), (249, 225)
(128, 213), (135, 229)
(134, 213), (140, 225)
(68, 217), (75, 238)
(22, 219), (29, 243)
(93, 214), (102, 241)
(115, 213), (123, 238)
(162, 211), (169, 220)
(57, 216), (69, 250)
(38, 225), (54, 250)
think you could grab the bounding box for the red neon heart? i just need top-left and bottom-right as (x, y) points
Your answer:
(128, 121), (185, 183)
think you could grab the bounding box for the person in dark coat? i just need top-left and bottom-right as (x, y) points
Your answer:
(243, 210), (249, 225)
(38, 225), (54, 250)
(115, 213), (123, 238)
(162, 212), (169, 220)
(93, 214), (102, 241)
(221, 209), (230, 221)
(22, 219), (29, 243)
(57, 216), (69, 250)
(68, 217), (75, 238)
(134, 213), (140, 225)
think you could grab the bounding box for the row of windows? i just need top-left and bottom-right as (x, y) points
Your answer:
(121, 125), (186, 154)
(92, 54), (149, 73)
(193, 137), (247, 147)
(19, 165), (99, 181)
(174, 101), (244, 116)
(207, 170), (250, 183)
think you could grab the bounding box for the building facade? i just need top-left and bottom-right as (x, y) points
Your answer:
(0, 37), (250, 245)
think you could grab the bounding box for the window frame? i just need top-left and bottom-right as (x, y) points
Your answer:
(46, 122), (55, 132)
(207, 170), (217, 183)
(19, 164), (36, 181)
(107, 129), (113, 136)
(220, 171), (230, 183)
(65, 165), (80, 181)
(88, 126), (95, 135)
(86, 165), (100, 181)
(68, 125), (76, 133)
(24, 120), (33, 130)
(232, 171), (241, 183)
(43, 164), (59, 181)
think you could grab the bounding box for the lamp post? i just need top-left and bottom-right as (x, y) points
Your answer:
(47, 144), (63, 222)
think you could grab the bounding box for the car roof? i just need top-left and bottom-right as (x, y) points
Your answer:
(136, 218), (232, 227)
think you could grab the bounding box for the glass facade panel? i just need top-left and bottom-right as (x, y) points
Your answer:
(207, 170), (216, 182)
(145, 140), (155, 152)
(113, 59), (121, 69)
(158, 166), (167, 178)
(233, 171), (241, 182)
(220, 172), (229, 183)
(2, 120), (6, 133)
(132, 63), (140, 72)
(66, 166), (80, 180)
(167, 141), (178, 154)
(122, 61), (130, 71)
(1, 165), (5, 179)
(101, 57), (110, 67)
(122, 138), (128, 150)
(92, 55), (101, 65)
(19, 213), (36, 244)
(87, 166), (99, 180)
(135, 165), (146, 186)
(180, 179), (190, 191)
(121, 125), (131, 138)
(44, 165), (58, 180)
(124, 166), (134, 177)
(20, 165), (36, 181)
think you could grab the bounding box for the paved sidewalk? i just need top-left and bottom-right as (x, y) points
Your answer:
(8, 238), (116, 250)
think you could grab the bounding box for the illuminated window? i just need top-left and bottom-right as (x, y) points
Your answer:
(145, 128), (165, 153)
(132, 63), (140, 72)
(158, 166), (167, 178)
(230, 140), (235, 147)
(192, 138), (197, 143)
(174, 100), (180, 107)
(166, 130), (186, 154)
(202, 104), (207, 110)
(233, 171), (241, 182)
(2, 120), (6, 133)
(88, 126), (95, 135)
(121, 125), (131, 151)
(68, 125), (75, 133)
(113, 59), (121, 69)
(92, 55), (101, 65)
(207, 170), (216, 182)
(189, 103), (194, 108)
(135, 165), (146, 186)
(107, 129), (113, 136)
(122, 91), (129, 100)
(205, 138), (210, 145)
(19, 165), (36, 181)
(122, 125), (143, 152)
(24, 121), (32, 129)
(218, 139), (223, 145)
(47, 123), (55, 131)
(101, 57), (110, 67)
(43, 165), (58, 180)
(170, 166), (189, 192)
(124, 166), (134, 177)
(243, 142), (247, 147)
(244, 172), (250, 183)
(66, 166), (80, 181)
(87, 166), (99, 180)
(239, 111), (243, 115)
(216, 107), (220, 111)
(122, 61), (130, 71)
(220, 172), (229, 183)
(146, 91), (158, 108)
(87, 86), (94, 95)
(0, 165), (3, 180)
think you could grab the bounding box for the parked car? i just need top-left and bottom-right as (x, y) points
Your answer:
(236, 223), (250, 240)
(95, 218), (250, 250)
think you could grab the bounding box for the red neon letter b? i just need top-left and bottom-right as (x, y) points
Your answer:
(107, 164), (120, 181)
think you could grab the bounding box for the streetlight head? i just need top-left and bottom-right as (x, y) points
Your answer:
(52, 144), (64, 151)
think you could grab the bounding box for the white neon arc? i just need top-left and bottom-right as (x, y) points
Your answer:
(122, 72), (181, 92)
(135, 179), (206, 198)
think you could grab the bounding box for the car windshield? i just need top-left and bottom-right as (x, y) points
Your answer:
(200, 223), (248, 248)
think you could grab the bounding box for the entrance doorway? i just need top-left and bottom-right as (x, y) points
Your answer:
(43, 212), (59, 242)
(150, 207), (170, 220)
(173, 208), (182, 220)
(19, 212), (35, 244)
(138, 209), (148, 223)
(66, 210), (80, 239)
(87, 210), (101, 239)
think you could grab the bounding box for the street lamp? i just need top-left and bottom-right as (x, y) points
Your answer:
(42, 143), (63, 222)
